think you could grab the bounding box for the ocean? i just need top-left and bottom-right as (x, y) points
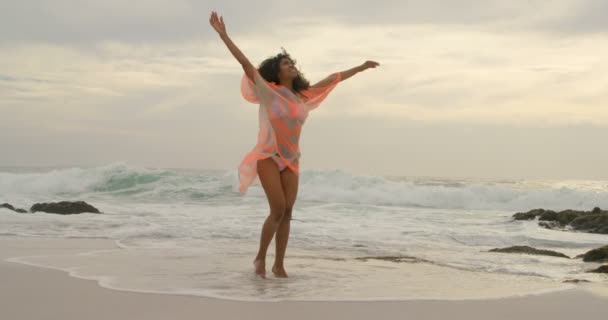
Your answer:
(1, 161), (607, 301)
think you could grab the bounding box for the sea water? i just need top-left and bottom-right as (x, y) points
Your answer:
(1, 161), (607, 301)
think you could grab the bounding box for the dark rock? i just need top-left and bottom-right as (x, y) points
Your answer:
(587, 265), (608, 273)
(513, 209), (548, 220)
(1, 203), (28, 213)
(537, 210), (560, 222)
(570, 214), (608, 234)
(513, 207), (608, 234)
(30, 201), (101, 215)
(582, 246), (608, 262)
(539, 221), (560, 230)
(574, 254), (585, 259)
(539, 209), (588, 227)
(1, 203), (16, 211)
(563, 279), (591, 283)
(488, 246), (570, 259)
(355, 255), (429, 263)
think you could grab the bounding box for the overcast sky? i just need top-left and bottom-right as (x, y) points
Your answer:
(1, 0), (607, 180)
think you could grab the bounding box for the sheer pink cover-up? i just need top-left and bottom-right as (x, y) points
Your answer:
(237, 67), (342, 194)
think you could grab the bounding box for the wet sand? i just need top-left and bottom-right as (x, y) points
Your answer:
(1, 236), (607, 320)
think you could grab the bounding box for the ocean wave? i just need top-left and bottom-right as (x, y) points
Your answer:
(1, 162), (607, 211)
(297, 170), (608, 211)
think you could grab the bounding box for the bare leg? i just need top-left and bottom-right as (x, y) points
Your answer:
(253, 157), (286, 279)
(272, 167), (299, 278)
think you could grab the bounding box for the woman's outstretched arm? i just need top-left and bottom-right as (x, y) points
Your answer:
(312, 60), (380, 88)
(209, 11), (255, 80)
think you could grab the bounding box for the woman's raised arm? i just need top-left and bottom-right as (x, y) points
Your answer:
(312, 60), (380, 88)
(209, 11), (255, 80)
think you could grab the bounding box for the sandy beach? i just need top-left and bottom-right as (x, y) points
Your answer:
(1, 235), (607, 320)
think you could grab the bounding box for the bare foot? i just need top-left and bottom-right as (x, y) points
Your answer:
(271, 265), (288, 278)
(253, 259), (266, 279)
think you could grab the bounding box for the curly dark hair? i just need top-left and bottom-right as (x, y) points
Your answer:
(257, 47), (310, 92)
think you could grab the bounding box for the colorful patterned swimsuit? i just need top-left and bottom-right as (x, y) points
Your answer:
(237, 67), (342, 194)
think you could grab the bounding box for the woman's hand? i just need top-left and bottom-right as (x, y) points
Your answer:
(209, 11), (227, 37)
(316, 60), (380, 85)
(361, 60), (380, 70)
(209, 10), (254, 79)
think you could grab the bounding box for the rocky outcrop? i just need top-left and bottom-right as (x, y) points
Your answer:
(513, 208), (549, 220)
(488, 246), (570, 259)
(570, 214), (608, 234)
(563, 279), (591, 283)
(355, 255), (429, 263)
(581, 245), (608, 263)
(30, 201), (101, 215)
(587, 265), (608, 274)
(1, 203), (28, 213)
(513, 207), (608, 234)
(539, 209), (589, 227)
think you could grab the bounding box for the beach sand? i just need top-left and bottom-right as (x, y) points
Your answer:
(1, 236), (607, 320)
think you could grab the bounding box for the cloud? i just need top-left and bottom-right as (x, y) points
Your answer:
(2, 17), (607, 128)
(2, 0), (606, 46)
(1, 0), (309, 45)
(1, 0), (607, 178)
(539, 0), (608, 34)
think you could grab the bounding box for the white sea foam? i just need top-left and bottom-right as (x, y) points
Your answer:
(2, 161), (607, 211)
(1, 162), (607, 301)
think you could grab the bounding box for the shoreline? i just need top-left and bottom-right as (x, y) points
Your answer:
(2, 255), (586, 304)
(2, 235), (597, 302)
(2, 235), (608, 319)
(2, 235), (607, 301)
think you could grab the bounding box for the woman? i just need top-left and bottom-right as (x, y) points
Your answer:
(209, 11), (379, 279)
